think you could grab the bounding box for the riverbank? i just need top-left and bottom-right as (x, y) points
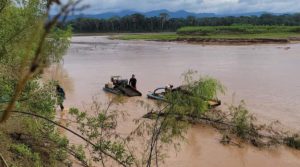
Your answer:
(111, 32), (300, 44)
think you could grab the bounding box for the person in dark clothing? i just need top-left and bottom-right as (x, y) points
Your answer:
(129, 74), (137, 89)
(165, 84), (174, 93)
(56, 84), (66, 111)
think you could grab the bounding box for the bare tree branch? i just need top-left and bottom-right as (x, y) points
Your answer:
(146, 105), (170, 167)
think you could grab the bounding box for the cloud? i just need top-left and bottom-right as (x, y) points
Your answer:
(76, 0), (300, 14)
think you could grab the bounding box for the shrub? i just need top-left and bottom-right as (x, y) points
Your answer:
(10, 144), (42, 167)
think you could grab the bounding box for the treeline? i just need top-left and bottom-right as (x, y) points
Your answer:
(65, 13), (300, 33)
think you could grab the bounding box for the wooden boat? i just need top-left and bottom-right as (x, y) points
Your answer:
(147, 86), (221, 108)
(103, 76), (142, 97)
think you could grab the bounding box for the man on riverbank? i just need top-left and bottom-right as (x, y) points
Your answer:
(129, 74), (137, 89)
(56, 84), (66, 111)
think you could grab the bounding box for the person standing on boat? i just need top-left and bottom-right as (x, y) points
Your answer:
(129, 74), (137, 89)
(56, 84), (66, 111)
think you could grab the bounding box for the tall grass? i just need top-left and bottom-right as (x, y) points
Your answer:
(177, 25), (300, 35)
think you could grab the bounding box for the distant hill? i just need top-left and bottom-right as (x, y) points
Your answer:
(65, 9), (290, 20)
(143, 9), (216, 18)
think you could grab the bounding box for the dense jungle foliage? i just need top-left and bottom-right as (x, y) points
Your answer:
(66, 13), (300, 33)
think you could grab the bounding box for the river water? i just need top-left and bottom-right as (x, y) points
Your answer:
(55, 36), (300, 166)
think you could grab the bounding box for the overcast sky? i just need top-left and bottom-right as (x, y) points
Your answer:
(74, 0), (299, 14)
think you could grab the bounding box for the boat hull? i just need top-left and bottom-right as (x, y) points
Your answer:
(147, 93), (166, 101)
(118, 85), (142, 97)
(103, 87), (122, 95)
(103, 86), (142, 97)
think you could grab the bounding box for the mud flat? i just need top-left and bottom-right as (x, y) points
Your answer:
(112, 33), (300, 45)
(174, 37), (290, 45)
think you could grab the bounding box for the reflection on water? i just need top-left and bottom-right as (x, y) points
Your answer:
(58, 36), (300, 166)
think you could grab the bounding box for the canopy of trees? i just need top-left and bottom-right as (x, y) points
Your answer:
(66, 13), (300, 33)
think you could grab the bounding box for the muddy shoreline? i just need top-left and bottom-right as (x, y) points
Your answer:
(175, 37), (290, 44)
(150, 37), (300, 45)
(73, 33), (300, 45)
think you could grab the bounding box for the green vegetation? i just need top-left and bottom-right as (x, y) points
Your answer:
(67, 13), (300, 33)
(115, 32), (300, 41)
(114, 25), (300, 43)
(2, 1), (300, 167)
(177, 25), (300, 35)
(10, 144), (42, 167)
(66, 9), (300, 43)
(69, 99), (135, 166)
(0, 0), (82, 166)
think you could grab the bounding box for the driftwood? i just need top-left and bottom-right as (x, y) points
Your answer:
(143, 111), (230, 127)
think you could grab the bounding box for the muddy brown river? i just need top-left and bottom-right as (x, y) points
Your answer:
(52, 36), (300, 167)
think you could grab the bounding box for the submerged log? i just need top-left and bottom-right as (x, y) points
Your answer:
(143, 111), (230, 127)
